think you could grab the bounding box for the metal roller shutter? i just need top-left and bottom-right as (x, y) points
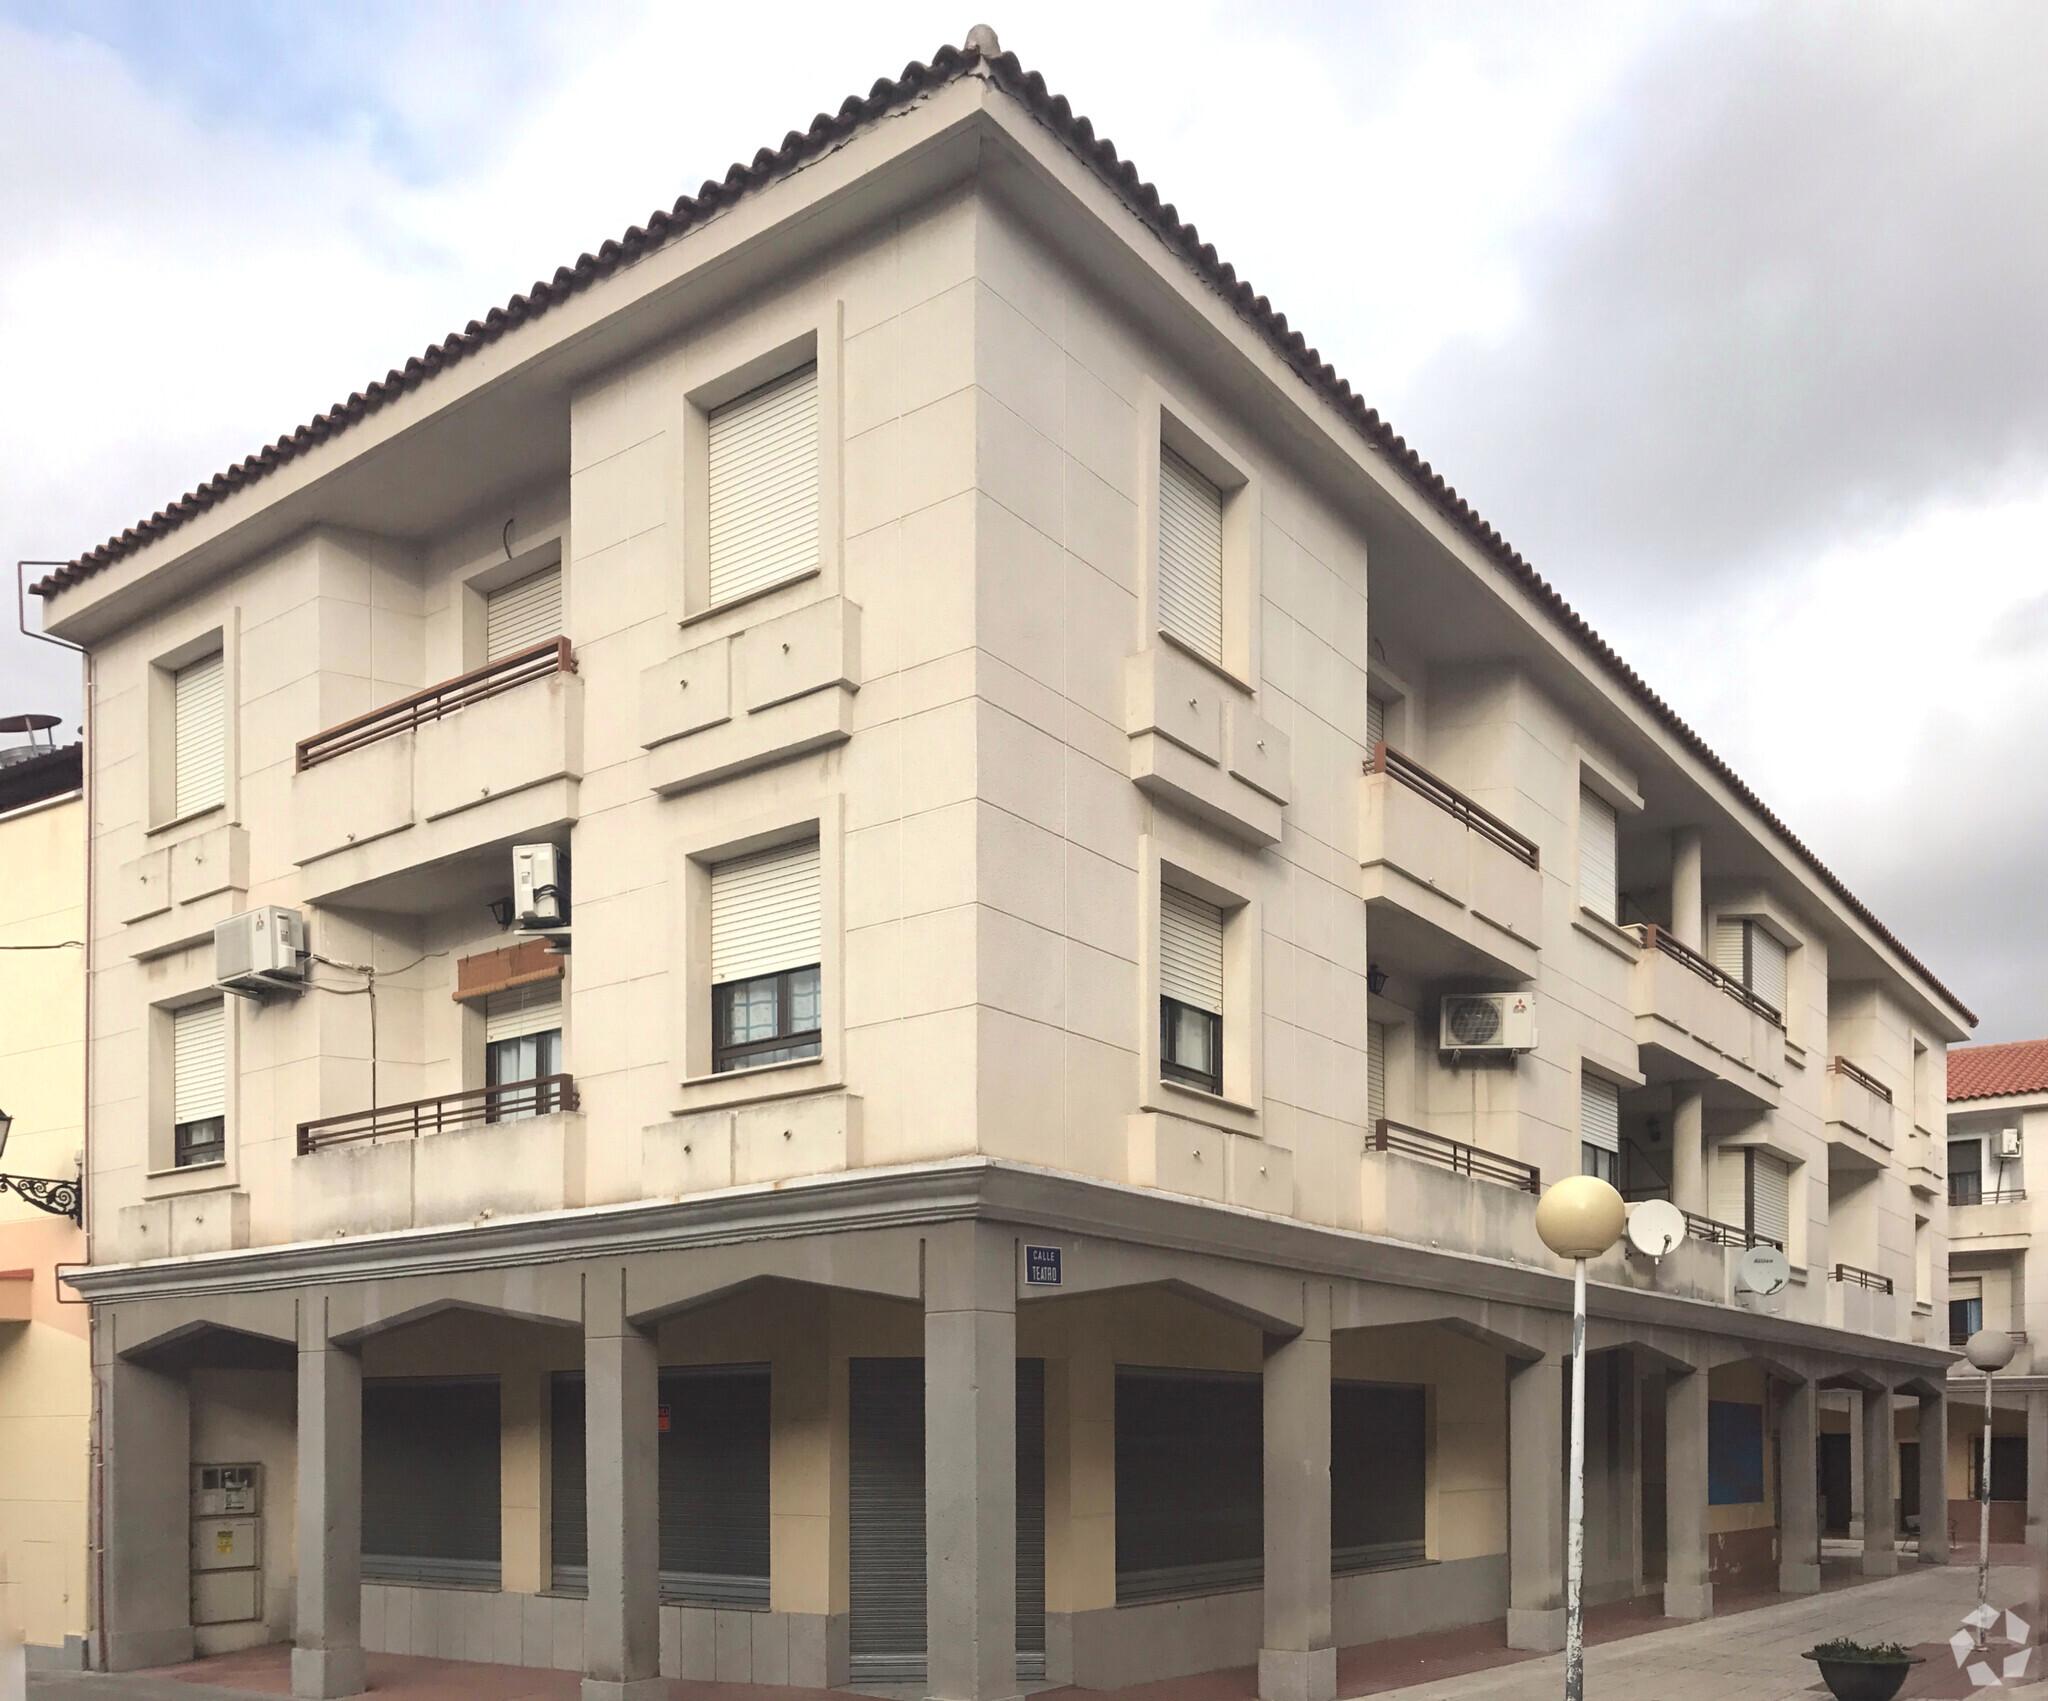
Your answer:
(710, 839), (821, 986)
(1366, 692), (1386, 757)
(707, 363), (819, 606)
(1750, 1150), (1791, 1248)
(659, 1366), (771, 1606)
(362, 1377), (501, 1587)
(173, 650), (226, 817)
(1157, 446), (1223, 664)
(1367, 1021), (1387, 1131)
(1580, 1073), (1619, 1155)
(1115, 1367), (1263, 1602)
(172, 1000), (226, 1126)
(849, 1357), (925, 1681)
(1711, 920), (1746, 982)
(1708, 1146), (1747, 1229)
(1016, 1359), (1046, 1679)
(485, 565), (562, 661)
(549, 1372), (588, 1592)
(1159, 886), (1224, 1015)
(484, 978), (562, 1044)
(1577, 788), (1616, 923)
(1749, 927), (1788, 1015)
(1332, 1381), (1426, 1571)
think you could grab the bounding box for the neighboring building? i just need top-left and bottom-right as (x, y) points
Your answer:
(0, 740), (88, 1668)
(1942, 1039), (2048, 1551)
(36, 32), (1972, 1701)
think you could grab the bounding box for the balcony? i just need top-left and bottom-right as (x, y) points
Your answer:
(292, 1075), (584, 1239)
(1625, 924), (1782, 1107)
(1825, 1262), (1897, 1336)
(1359, 745), (1542, 982)
(1826, 1056), (1897, 1163)
(290, 640), (583, 911)
(1950, 1183), (2032, 1252)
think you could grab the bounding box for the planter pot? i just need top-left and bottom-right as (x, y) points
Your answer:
(1801, 1652), (1923, 1701)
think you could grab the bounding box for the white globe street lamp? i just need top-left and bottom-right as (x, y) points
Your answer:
(1964, 1326), (2017, 1647)
(1536, 1175), (1628, 1701)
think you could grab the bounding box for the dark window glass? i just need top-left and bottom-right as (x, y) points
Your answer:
(363, 1377), (501, 1587)
(1160, 997), (1222, 1094)
(174, 1116), (225, 1168)
(1951, 1296), (1984, 1344)
(1950, 1142), (1983, 1206)
(1332, 1381), (1426, 1571)
(1115, 1369), (1262, 1601)
(713, 966), (822, 1073)
(485, 1026), (563, 1121)
(1581, 1143), (1616, 1184)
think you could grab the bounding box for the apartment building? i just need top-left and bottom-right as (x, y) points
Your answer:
(0, 738), (88, 1668)
(37, 32), (1971, 1701)
(1941, 1039), (2048, 1552)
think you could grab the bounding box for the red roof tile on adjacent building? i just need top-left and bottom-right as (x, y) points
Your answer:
(1950, 1039), (2048, 1103)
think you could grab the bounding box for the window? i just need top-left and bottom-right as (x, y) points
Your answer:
(1332, 1381), (1425, 1571)
(172, 999), (226, 1167)
(485, 564), (562, 661)
(363, 1377), (502, 1587)
(1711, 919), (1787, 1014)
(710, 838), (822, 1073)
(1951, 1277), (1983, 1345)
(1950, 1139), (1984, 1207)
(707, 363), (819, 606)
(1366, 692), (1387, 760)
(1580, 1072), (1619, 1185)
(1577, 787), (1617, 924)
(1707, 1401), (1764, 1505)
(1366, 1020), (1387, 1132)
(1974, 1434), (2027, 1502)
(1115, 1368), (1262, 1601)
(484, 979), (563, 1118)
(172, 650), (226, 818)
(1157, 445), (1224, 666)
(1159, 885), (1224, 1095)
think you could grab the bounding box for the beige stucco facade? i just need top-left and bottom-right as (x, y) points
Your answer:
(0, 768), (88, 1664)
(40, 39), (1971, 1701)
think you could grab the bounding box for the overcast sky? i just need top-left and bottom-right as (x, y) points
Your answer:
(3, 1), (2043, 1039)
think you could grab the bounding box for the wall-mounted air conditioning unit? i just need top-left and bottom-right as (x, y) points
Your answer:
(214, 906), (308, 999)
(1439, 991), (1537, 1056)
(512, 842), (570, 943)
(1998, 1127), (2023, 1160)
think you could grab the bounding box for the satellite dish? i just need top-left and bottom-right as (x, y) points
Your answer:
(1735, 1244), (1792, 1297)
(1626, 1199), (1687, 1260)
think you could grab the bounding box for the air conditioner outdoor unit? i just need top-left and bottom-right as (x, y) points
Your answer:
(513, 843), (570, 931)
(1439, 991), (1537, 1055)
(214, 906), (308, 999)
(1998, 1127), (2023, 1160)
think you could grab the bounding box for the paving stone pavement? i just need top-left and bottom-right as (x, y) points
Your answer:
(1385, 1562), (2048, 1701)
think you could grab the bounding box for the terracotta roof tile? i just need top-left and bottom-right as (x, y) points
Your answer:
(28, 36), (1976, 1028)
(1950, 1038), (2048, 1102)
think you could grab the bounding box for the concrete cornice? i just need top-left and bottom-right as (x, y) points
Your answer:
(65, 1158), (1954, 1375)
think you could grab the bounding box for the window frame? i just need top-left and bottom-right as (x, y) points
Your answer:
(1159, 995), (1223, 1096)
(146, 621), (238, 836)
(147, 985), (240, 1193)
(712, 963), (824, 1074)
(1138, 832), (1263, 1137)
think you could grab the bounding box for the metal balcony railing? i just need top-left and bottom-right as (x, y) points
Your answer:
(1626, 923), (1783, 1028)
(1949, 1178), (2027, 1207)
(297, 1075), (579, 1154)
(296, 638), (576, 770)
(1369, 1118), (1541, 1195)
(1831, 1263), (1894, 1294)
(1620, 1191), (1783, 1252)
(1828, 1056), (1894, 1103)
(1364, 743), (1540, 870)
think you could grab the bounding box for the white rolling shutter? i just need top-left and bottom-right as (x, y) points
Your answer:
(1749, 927), (1788, 1014)
(1157, 446), (1224, 665)
(486, 565), (562, 661)
(1367, 1020), (1387, 1130)
(484, 978), (562, 1043)
(172, 1000), (227, 1125)
(1710, 919), (1746, 982)
(1577, 788), (1617, 922)
(711, 839), (822, 986)
(172, 651), (226, 817)
(1366, 693), (1387, 759)
(1707, 1146), (1746, 1228)
(1751, 1150), (1792, 1247)
(1159, 886), (1224, 1015)
(707, 363), (819, 606)
(1580, 1072), (1620, 1155)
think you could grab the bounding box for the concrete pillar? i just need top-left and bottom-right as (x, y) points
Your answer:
(1779, 1378), (1821, 1593)
(1670, 828), (1704, 951)
(2027, 1391), (2048, 1554)
(1506, 1353), (1565, 1652)
(1664, 1368), (1712, 1619)
(1917, 1392), (1949, 1565)
(583, 1268), (662, 1701)
(99, 1343), (194, 1670)
(1671, 1086), (1705, 1215)
(1862, 1388), (1899, 1576)
(293, 1295), (365, 1699)
(1260, 1286), (1334, 1701)
(924, 1223), (1017, 1701)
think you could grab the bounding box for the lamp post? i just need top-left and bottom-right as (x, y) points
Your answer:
(1535, 1175), (1628, 1701)
(1965, 1326), (2017, 1647)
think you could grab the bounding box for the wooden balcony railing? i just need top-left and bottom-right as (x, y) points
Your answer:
(1364, 743), (1540, 870)
(1828, 1056), (1893, 1103)
(1627, 923), (1783, 1028)
(1370, 1118), (1541, 1195)
(1831, 1263), (1893, 1294)
(297, 1074), (578, 1154)
(296, 638), (576, 771)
